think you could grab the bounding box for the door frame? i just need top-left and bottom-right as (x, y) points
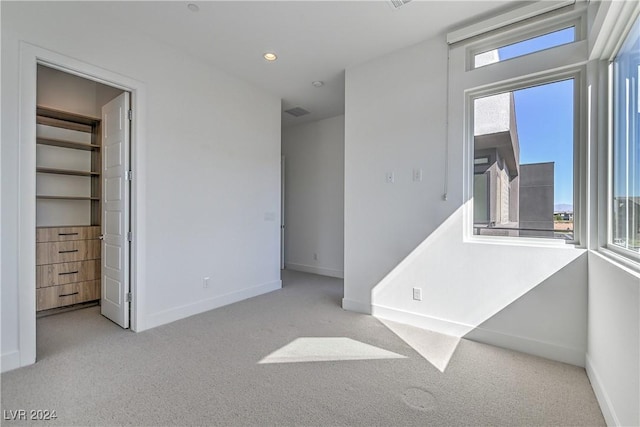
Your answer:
(281, 155), (285, 270)
(17, 42), (147, 367)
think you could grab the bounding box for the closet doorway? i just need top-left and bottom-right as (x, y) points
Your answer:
(36, 65), (131, 329)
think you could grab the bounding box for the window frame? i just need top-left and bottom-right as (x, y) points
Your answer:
(466, 10), (584, 72)
(606, 14), (640, 263)
(448, 3), (588, 248)
(465, 71), (583, 246)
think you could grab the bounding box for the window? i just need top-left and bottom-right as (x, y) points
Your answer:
(472, 80), (575, 240)
(611, 15), (640, 254)
(474, 27), (575, 68)
(447, 3), (586, 244)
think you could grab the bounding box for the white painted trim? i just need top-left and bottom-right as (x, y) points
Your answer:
(446, 0), (575, 45)
(589, 0), (640, 61)
(373, 304), (585, 367)
(592, 249), (640, 278)
(286, 262), (344, 279)
(373, 304), (474, 337)
(586, 353), (621, 427)
(145, 280), (282, 330)
(465, 324), (585, 367)
(18, 42), (38, 369)
(1, 351), (22, 374)
(17, 42), (148, 368)
(342, 298), (371, 314)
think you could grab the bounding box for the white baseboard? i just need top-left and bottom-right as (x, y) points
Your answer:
(373, 304), (473, 337)
(372, 304), (585, 367)
(286, 262), (344, 279)
(586, 354), (620, 427)
(146, 280), (282, 330)
(1, 351), (21, 373)
(342, 298), (371, 314)
(465, 325), (585, 367)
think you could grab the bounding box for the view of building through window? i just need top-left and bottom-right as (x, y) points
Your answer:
(612, 15), (639, 253)
(473, 78), (574, 239)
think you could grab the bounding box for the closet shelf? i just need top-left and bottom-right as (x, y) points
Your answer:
(37, 195), (99, 201)
(36, 106), (100, 125)
(37, 137), (100, 151)
(37, 167), (99, 177)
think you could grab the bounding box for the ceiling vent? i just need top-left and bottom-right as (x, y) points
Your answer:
(284, 107), (310, 117)
(388, 0), (412, 9)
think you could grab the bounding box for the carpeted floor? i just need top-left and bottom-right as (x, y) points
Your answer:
(1, 270), (604, 426)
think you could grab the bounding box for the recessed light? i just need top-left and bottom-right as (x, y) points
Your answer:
(187, 3), (199, 12)
(312, 81), (324, 87)
(263, 52), (278, 62)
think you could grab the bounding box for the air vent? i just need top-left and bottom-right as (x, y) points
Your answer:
(284, 107), (310, 117)
(388, 0), (412, 9)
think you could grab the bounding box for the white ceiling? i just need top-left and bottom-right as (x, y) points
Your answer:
(74, 1), (519, 127)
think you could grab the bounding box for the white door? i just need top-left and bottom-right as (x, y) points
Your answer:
(101, 92), (130, 328)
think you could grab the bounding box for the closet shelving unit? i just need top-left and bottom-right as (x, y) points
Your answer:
(35, 106), (102, 312)
(36, 106), (102, 215)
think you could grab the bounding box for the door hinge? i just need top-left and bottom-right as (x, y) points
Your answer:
(128, 109), (133, 121)
(126, 170), (133, 181)
(126, 292), (132, 303)
(127, 231), (133, 242)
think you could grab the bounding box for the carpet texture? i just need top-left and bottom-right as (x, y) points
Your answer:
(1, 270), (605, 426)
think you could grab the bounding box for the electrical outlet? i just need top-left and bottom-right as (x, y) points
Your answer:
(313, 253), (318, 261)
(203, 277), (210, 288)
(413, 168), (423, 182)
(412, 287), (422, 301)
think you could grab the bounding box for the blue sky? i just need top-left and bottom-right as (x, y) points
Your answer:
(497, 28), (575, 207)
(513, 80), (574, 207)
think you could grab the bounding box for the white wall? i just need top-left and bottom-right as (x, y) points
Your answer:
(586, 253), (640, 426)
(344, 36), (588, 365)
(2, 2), (281, 371)
(344, 38), (454, 314)
(282, 115), (344, 278)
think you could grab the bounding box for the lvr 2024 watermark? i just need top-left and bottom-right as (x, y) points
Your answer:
(3, 410), (57, 421)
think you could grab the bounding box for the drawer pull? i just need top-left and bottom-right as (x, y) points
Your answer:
(59, 292), (79, 297)
(58, 249), (79, 254)
(59, 271), (79, 276)
(58, 232), (79, 236)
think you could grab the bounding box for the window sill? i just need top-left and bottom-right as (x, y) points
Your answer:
(594, 247), (640, 275)
(466, 234), (581, 249)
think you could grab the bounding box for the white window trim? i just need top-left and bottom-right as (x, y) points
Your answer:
(604, 11), (640, 265)
(446, 0), (575, 45)
(448, 3), (588, 248)
(468, 12), (585, 72)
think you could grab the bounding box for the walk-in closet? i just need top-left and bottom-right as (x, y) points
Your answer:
(35, 65), (128, 325)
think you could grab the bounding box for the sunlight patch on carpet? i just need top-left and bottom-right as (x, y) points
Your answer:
(379, 319), (460, 372)
(258, 337), (407, 364)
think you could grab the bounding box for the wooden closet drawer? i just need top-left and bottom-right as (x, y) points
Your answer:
(36, 259), (100, 288)
(77, 280), (100, 304)
(36, 226), (101, 243)
(36, 240), (100, 265)
(36, 280), (100, 311)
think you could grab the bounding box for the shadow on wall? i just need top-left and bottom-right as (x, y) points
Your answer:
(371, 202), (587, 371)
